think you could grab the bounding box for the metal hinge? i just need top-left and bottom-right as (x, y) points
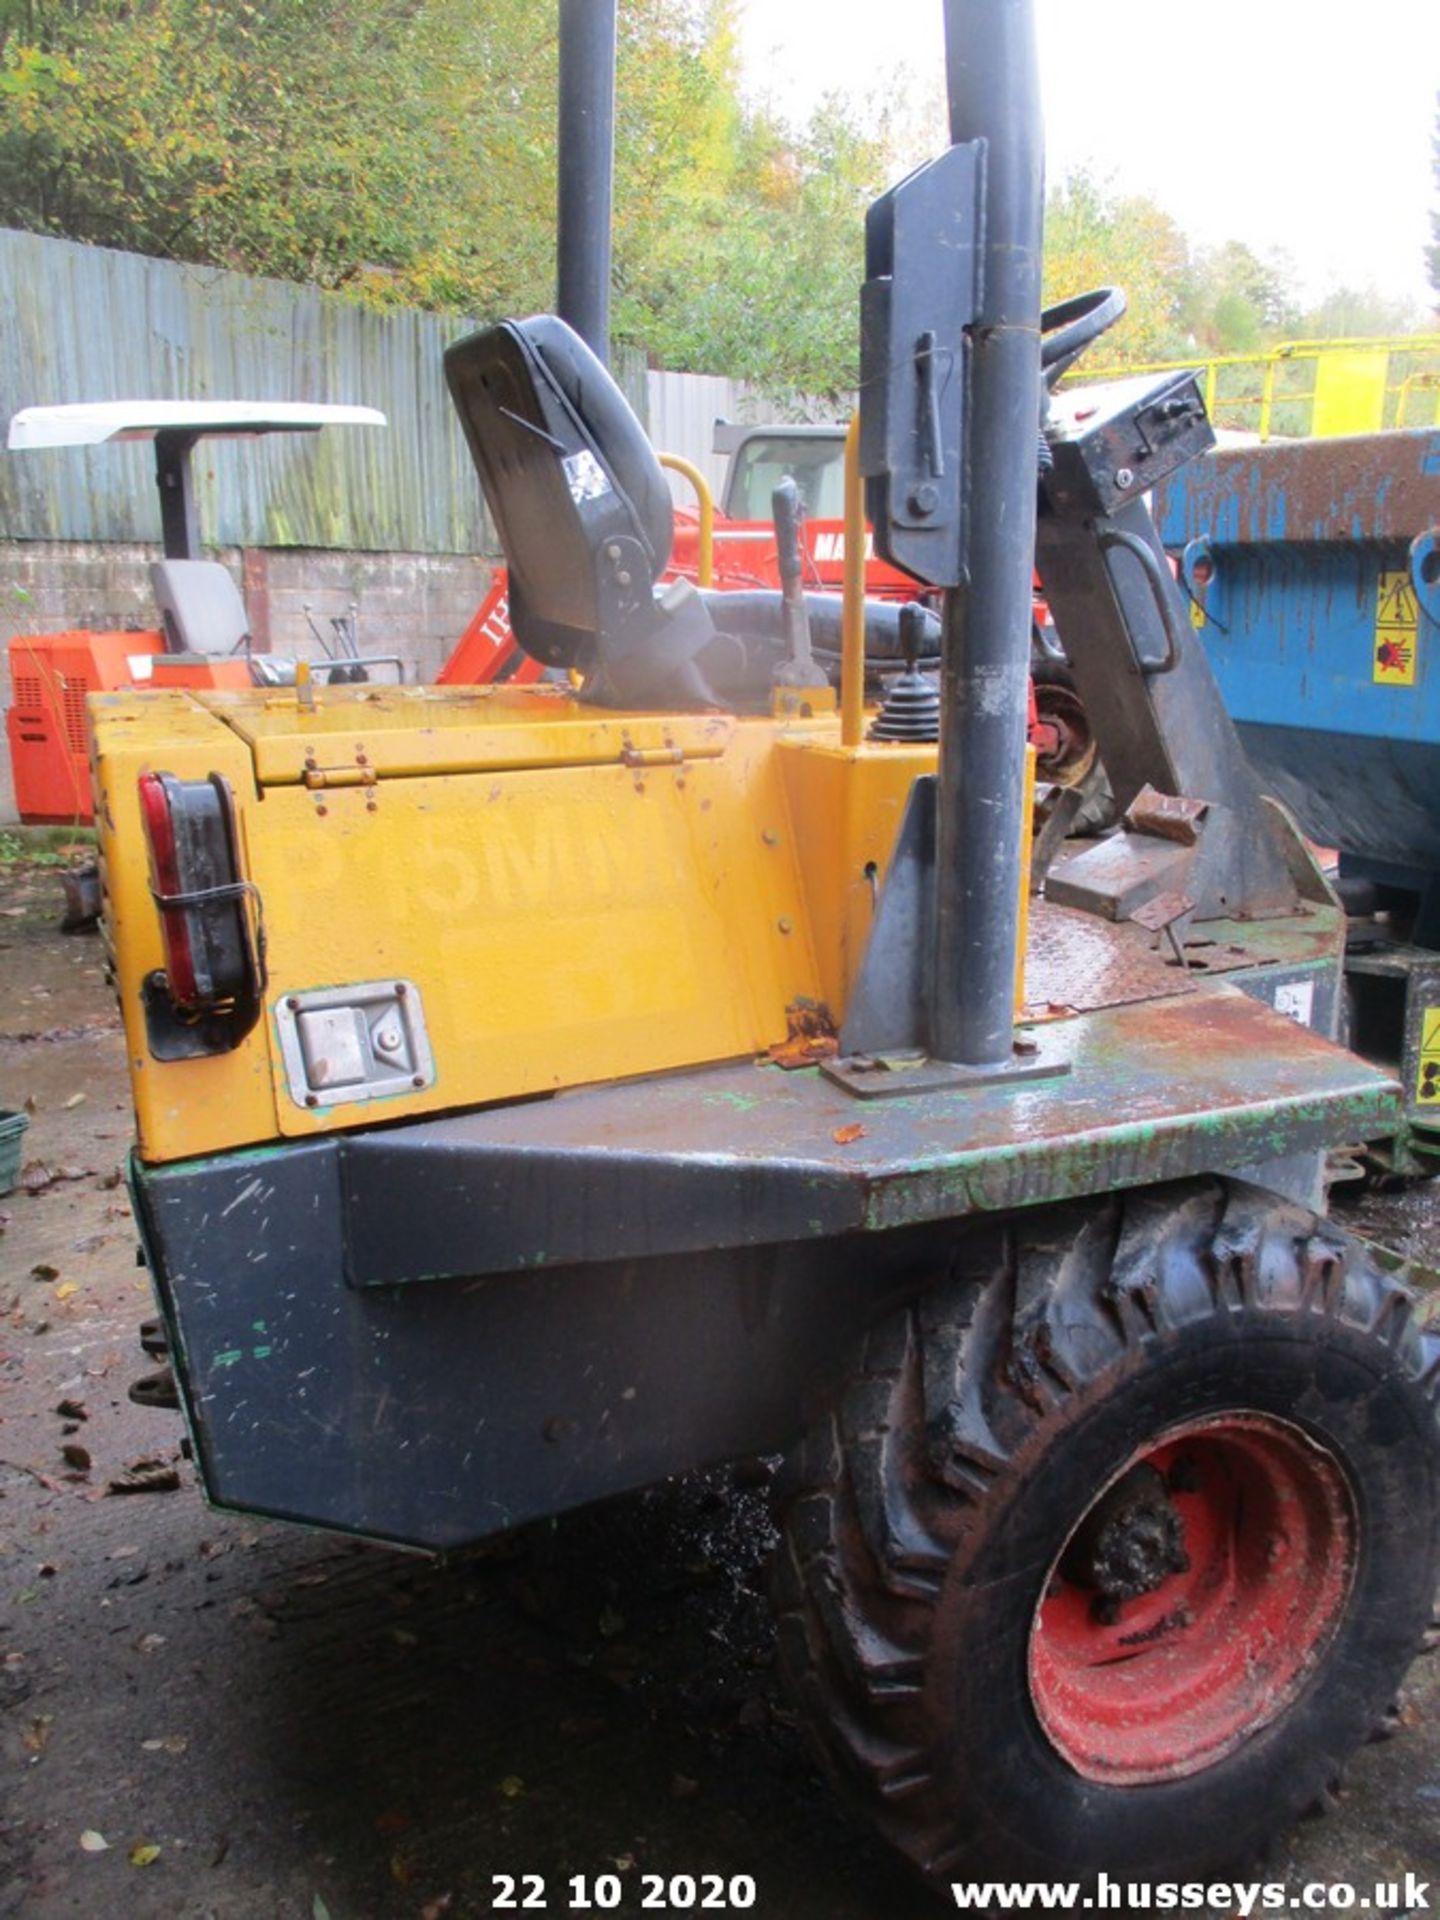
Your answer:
(302, 764), (379, 789)
(620, 743), (685, 769)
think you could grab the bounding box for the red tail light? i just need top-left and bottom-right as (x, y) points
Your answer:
(139, 772), (200, 1005)
(137, 771), (264, 1055)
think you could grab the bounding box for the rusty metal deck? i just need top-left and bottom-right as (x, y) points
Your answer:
(331, 983), (1397, 1286)
(132, 942), (1398, 1551)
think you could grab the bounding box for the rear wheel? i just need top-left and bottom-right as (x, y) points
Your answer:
(772, 1178), (1440, 1891)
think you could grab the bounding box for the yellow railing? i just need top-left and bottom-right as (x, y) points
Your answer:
(1067, 335), (1440, 439)
(841, 415), (866, 748)
(658, 453), (715, 586)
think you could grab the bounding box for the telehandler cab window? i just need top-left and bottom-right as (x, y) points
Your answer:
(725, 434), (846, 521)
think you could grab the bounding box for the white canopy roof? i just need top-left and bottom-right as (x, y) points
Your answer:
(7, 400), (387, 451)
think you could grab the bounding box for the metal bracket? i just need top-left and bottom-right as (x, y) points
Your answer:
(821, 1035), (1069, 1100)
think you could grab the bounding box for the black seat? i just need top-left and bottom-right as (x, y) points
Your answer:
(445, 315), (719, 707)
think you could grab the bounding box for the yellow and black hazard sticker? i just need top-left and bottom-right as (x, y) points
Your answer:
(1418, 1007), (1440, 1106)
(1373, 569), (1419, 685)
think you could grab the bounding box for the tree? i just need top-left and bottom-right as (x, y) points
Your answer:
(0, 0), (887, 397)
(1042, 170), (1190, 363)
(1300, 284), (1425, 339)
(1177, 239), (1300, 355)
(0, 2), (1423, 403)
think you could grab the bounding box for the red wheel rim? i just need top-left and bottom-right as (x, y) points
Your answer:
(1028, 1413), (1357, 1784)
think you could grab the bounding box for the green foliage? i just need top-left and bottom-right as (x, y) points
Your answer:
(624, 94), (885, 405)
(0, 0), (884, 397)
(1042, 171), (1190, 362)
(0, 1), (1428, 399)
(1302, 283), (1427, 339)
(0, 825), (93, 867)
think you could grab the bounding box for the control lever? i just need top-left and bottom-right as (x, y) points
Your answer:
(771, 477), (826, 690)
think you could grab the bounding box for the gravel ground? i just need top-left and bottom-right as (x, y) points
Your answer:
(1, 856), (1437, 1920)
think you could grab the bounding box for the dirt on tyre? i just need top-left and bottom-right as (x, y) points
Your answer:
(771, 1177), (1440, 1892)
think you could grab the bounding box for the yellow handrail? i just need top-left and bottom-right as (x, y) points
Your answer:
(1067, 334), (1440, 439)
(840, 415), (866, 748)
(658, 453), (714, 588)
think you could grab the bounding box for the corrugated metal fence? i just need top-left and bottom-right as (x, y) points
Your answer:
(0, 228), (650, 556)
(647, 370), (756, 507)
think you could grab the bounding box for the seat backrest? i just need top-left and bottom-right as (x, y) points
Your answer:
(444, 316), (676, 674)
(150, 560), (250, 657)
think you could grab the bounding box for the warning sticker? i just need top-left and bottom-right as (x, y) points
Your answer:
(1274, 980), (1315, 1027)
(1418, 1007), (1440, 1106)
(1373, 568), (1419, 685)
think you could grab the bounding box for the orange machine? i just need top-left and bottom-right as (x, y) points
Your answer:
(7, 629), (255, 824)
(5, 401), (386, 824)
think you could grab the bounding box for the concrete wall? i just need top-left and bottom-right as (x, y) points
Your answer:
(0, 542), (495, 822)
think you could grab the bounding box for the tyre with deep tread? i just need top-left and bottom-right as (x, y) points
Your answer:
(772, 1177), (1440, 1892)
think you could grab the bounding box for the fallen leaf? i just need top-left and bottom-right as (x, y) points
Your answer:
(108, 1461), (181, 1496)
(670, 1772), (699, 1799)
(21, 1162), (93, 1193)
(56, 1398), (88, 1420)
(141, 1734), (189, 1755)
(313, 1897), (332, 1920)
(389, 1626), (418, 1648)
(389, 1852), (412, 1886)
(613, 1855), (637, 1872)
(832, 1123), (867, 1145)
(64, 1092), (86, 1109)
(129, 1842), (161, 1867)
(22, 1715), (53, 1754)
(30, 1263), (58, 1282)
(61, 1443), (90, 1472)
(135, 1632), (167, 1654)
(79, 1830), (109, 1853)
(54, 1282), (78, 1302)
(420, 1898), (454, 1920)
(598, 1605), (626, 1638)
(499, 1775), (525, 1798)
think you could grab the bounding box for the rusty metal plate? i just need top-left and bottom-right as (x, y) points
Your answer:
(335, 983), (1399, 1286)
(1125, 785), (1208, 846)
(1025, 898), (1198, 1012)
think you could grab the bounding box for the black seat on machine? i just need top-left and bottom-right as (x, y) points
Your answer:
(445, 314), (719, 707)
(446, 312), (945, 709)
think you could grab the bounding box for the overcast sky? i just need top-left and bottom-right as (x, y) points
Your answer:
(736, 0), (1439, 318)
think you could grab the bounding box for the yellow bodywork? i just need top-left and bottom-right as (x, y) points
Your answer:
(91, 680), (1030, 1165)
